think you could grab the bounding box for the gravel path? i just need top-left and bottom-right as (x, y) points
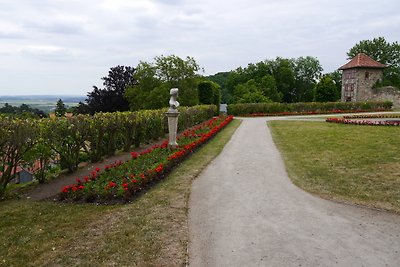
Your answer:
(188, 117), (400, 267)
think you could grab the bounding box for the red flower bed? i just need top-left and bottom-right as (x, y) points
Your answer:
(343, 114), (400, 119)
(240, 109), (388, 117)
(326, 117), (400, 126)
(59, 116), (233, 203)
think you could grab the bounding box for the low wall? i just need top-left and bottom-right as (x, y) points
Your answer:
(366, 87), (400, 108)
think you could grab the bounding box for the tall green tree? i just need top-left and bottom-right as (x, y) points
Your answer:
(55, 99), (67, 117)
(260, 75), (282, 102)
(348, 37), (400, 87)
(232, 79), (271, 104)
(84, 65), (137, 114)
(326, 70), (342, 96)
(226, 56), (321, 104)
(274, 58), (296, 103)
(125, 55), (202, 110)
(315, 75), (340, 102)
(292, 56), (323, 102)
(205, 72), (230, 103)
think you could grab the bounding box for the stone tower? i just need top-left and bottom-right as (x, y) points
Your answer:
(339, 53), (387, 102)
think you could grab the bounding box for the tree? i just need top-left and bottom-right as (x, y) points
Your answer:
(260, 75), (282, 102)
(226, 56), (321, 104)
(348, 37), (400, 87)
(84, 66), (137, 114)
(55, 99), (67, 117)
(198, 80), (221, 113)
(198, 81), (215, 104)
(154, 55), (201, 84)
(315, 76), (340, 102)
(42, 116), (89, 172)
(232, 79), (271, 104)
(292, 56), (323, 102)
(205, 72), (230, 103)
(125, 55), (202, 110)
(0, 103), (46, 118)
(73, 101), (91, 115)
(274, 58), (296, 103)
(326, 70), (342, 95)
(0, 118), (37, 197)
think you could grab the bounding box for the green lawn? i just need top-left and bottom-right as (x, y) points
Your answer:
(269, 121), (400, 213)
(0, 119), (241, 267)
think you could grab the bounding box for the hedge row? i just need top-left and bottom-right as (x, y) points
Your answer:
(59, 116), (233, 203)
(226, 101), (393, 116)
(0, 105), (216, 195)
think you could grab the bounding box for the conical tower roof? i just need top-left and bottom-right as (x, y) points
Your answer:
(339, 53), (387, 70)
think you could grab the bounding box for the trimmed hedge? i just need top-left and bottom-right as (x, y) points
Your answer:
(227, 101), (393, 116)
(0, 105), (216, 192)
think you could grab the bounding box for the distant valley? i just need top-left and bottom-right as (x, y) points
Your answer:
(0, 95), (85, 113)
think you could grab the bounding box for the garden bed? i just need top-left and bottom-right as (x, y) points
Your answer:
(326, 114), (400, 126)
(59, 116), (233, 203)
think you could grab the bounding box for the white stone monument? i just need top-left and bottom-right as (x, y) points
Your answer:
(166, 88), (180, 148)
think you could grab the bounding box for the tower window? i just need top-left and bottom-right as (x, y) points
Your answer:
(365, 72), (369, 79)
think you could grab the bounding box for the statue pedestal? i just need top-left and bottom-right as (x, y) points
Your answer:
(166, 111), (180, 149)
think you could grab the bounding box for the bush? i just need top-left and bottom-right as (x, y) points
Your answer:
(0, 105), (217, 198)
(227, 101), (393, 116)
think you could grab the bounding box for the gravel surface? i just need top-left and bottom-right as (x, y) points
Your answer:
(188, 117), (400, 267)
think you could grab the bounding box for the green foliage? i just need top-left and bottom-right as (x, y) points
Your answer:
(232, 80), (271, 103)
(83, 66), (137, 114)
(0, 118), (38, 197)
(23, 137), (54, 184)
(292, 56), (323, 102)
(125, 55), (202, 111)
(205, 72), (230, 103)
(41, 116), (90, 172)
(198, 80), (221, 113)
(260, 75), (282, 102)
(314, 75), (340, 102)
(0, 103), (46, 118)
(198, 81), (215, 104)
(227, 101), (393, 116)
(325, 70), (342, 94)
(348, 37), (400, 88)
(0, 105), (216, 197)
(55, 99), (67, 117)
(226, 56), (323, 104)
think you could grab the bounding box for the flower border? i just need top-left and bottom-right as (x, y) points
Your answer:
(59, 116), (234, 203)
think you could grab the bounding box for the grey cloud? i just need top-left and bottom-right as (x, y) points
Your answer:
(24, 21), (84, 35)
(20, 47), (76, 62)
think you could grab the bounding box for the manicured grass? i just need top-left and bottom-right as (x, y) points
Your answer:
(269, 121), (400, 213)
(0, 119), (241, 267)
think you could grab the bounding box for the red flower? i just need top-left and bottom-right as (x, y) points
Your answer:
(95, 167), (101, 172)
(155, 164), (164, 173)
(62, 186), (70, 193)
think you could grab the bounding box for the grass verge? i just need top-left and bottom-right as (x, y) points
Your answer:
(0, 119), (241, 267)
(269, 120), (400, 214)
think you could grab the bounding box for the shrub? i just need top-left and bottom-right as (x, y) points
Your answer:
(227, 101), (393, 116)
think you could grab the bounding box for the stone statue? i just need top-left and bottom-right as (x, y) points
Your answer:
(166, 88), (180, 148)
(169, 88), (180, 112)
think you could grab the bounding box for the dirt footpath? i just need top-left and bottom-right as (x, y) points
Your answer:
(188, 117), (400, 267)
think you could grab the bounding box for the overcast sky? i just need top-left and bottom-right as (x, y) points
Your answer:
(0, 0), (399, 95)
